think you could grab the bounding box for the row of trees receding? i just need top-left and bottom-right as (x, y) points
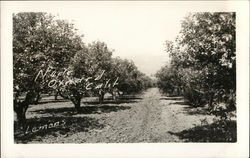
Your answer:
(13, 12), (154, 124)
(156, 13), (236, 115)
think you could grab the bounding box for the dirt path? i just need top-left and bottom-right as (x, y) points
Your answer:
(43, 88), (215, 143)
(22, 88), (221, 143)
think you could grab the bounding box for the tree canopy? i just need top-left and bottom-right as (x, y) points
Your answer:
(13, 12), (154, 123)
(156, 12), (236, 110)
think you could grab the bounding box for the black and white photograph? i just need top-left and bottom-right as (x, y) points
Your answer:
(1, 1), (249, 158)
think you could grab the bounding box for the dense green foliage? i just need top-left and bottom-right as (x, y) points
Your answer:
(156, 12), (236, 111)
(111, 58), (154, 94)
(13, 12), (84, 122)
(13, 12), (153, 122)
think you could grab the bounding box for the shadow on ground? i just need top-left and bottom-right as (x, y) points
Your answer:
(118, 96), (143, 100)
(34, 95), (141, 105)
(183, 107), (211, 115)
(35, 99), (68, 105)
(32, 105), (131, 116)
(83, 99), (139, 105)
(170, 101), (190, 105)
(160, 97), (183, 101)
(169, 100), (209, 116)
(168, 120), (236, 142)
(14, 116), (104, 144)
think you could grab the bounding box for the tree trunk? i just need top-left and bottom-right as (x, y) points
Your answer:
(98, 91), (105, 104)
(177, 88), (180, 96)
(208, 91), (215, 109)
(111, 90), (117, 101)
(14, 91), (35, 125)
(72, 97), (81, 113)
(15, 102), (28, 124)
(112, 93), (117, 101)
(54, 91), (58, 100)
(34, 92), (41, 105)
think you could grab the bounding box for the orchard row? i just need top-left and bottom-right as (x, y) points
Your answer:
(13, 12), (154, 124)
(156, 12), (236, 118)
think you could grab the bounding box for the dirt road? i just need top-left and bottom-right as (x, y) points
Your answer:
(30, 88), (216, 143)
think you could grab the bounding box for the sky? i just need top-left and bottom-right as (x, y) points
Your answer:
(44, 2), (189, 76)
(7, 1), (240, 76)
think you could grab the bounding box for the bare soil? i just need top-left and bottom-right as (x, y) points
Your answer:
(14, 88), (236, 143)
